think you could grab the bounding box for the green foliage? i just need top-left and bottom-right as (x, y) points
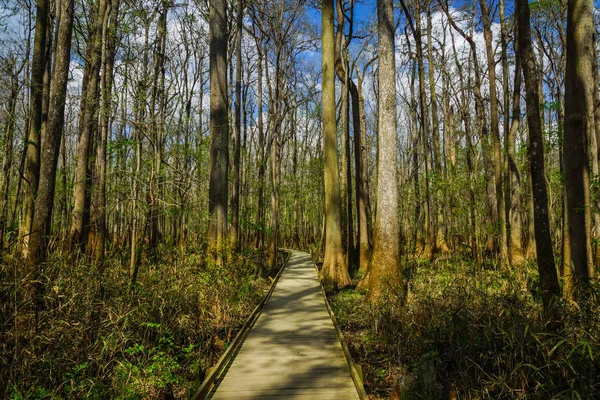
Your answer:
(329, 258), (600, 399)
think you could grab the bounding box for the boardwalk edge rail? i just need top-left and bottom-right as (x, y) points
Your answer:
(314, 263), (370, 400)
(191, 249), (292, 400)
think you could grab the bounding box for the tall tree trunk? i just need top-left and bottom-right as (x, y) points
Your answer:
(0, 66), (20, 255)
(564, 0), (595, 284)
(20, 0), (49, 257)
(409, 60), (422, 254)
(70, 0), (108, 251)
(230, 0), (243, 251)
(335, 0), (356, 273)
(207, 0), (229, 259)
(426, 6), (444, 253)
(351, 68), (372, 272)
(591, 39), (600, 269)
(146, 0), (168, 260)
(27, 0), (74, 307)
(255, 45), (266, 251)
(360, 0), (401, 301)
(517, 0), (561, 322)
(506, 19), (523, 263)
(90, 0), (120, 262)
(321, 0), (350, 287)
(480, 0), (507, 266)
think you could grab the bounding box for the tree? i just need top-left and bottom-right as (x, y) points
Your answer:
(89, 0), (121, 261)
(207, 0), (229, 258)
(479, 0), (508, 267)
(564, 0), (595, 285)
(69, 0), (109, 250)
(360, 0), (401, 301)
(20, 0), (49, 257)
(516, 0), (561, 322)
(27, 0), (74, 315)
(320, 0), (350, 287)
(230, 0), (244, 251)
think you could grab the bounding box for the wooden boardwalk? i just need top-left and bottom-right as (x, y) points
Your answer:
(208, 250), (360, 399)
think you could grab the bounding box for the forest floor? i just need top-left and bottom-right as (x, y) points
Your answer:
(325, 255), (600, 399)
(0, 247), (285, 399)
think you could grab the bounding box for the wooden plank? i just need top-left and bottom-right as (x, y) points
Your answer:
(205, 250), (360, 400)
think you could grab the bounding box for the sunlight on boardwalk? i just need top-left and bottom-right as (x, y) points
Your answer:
(208, 250), (359, 399)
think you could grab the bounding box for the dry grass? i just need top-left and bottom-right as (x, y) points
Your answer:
(0, 246), (279, 398)
(328, 258), (600, 399)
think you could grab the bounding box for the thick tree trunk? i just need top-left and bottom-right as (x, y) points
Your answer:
(27, 0), (73, 306)
(360, 0), (401, 301)
(564, 0), (595, 284)
(320, 0), (350, 287)
(207, 0), (229, 259)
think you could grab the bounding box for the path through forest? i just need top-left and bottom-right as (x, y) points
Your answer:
(207, 250), (360, 399)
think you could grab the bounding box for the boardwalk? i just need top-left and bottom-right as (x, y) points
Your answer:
(208, 250), (360, 399)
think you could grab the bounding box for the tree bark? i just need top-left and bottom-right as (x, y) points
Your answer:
(321, 0), (350, 287)
(231, 0), (243, 252)
(90, 0), (120, 262)
(27, 0), (74, 305)
(479, 0), (507, 267)
(0, 63), (20, 255)
(564, 0), (595, 284)
(208, 0), (229, 260)
(20, 0), (49, 257)
(70, 0), (109, 251)
(517, 0), (561, 322)
(507, 19), (523, 263)
(360, 0), (401, 301)
(354, 67), (372, 272)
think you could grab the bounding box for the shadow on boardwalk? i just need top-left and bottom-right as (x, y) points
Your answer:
(207, 250), (359, 400)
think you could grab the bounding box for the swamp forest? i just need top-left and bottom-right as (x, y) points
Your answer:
(1, 0), (600, 397)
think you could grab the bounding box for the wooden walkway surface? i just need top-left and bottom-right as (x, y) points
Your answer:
(208, 250), (360, 399)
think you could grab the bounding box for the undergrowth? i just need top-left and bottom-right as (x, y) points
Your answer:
(328, 257), (600, 399)
(0, 246), (280, 398)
